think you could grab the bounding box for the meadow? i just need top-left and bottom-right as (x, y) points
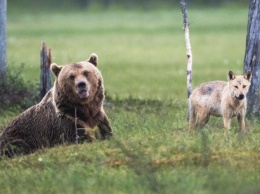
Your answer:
(1, 6), (260, 194)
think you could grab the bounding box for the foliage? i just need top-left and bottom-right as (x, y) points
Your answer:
(0, 64), (39, 112)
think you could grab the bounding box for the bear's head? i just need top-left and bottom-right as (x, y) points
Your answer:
(51, 53), (104, 106)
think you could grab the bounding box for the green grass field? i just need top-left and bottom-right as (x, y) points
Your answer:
(1, 6), (260, 194)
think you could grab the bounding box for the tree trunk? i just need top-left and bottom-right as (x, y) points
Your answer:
(0, 0), (7, 84)
(180, 0), (193, 121)
(244, 0), (260, 117)
(180, 0), (192, 100)
(40, 41), (52, 99)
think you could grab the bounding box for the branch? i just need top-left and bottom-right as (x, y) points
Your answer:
(74, 108), (79, 144)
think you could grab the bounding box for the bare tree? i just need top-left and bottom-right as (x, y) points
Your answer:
(0, 0), (7, 84)
(180, 0), (193, 120)
(180, 0), (192, 99)
(244, 0), (260, 117)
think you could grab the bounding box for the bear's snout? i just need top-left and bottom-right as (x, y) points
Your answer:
(77, 81), (87, 89)
(76, 81), (89, 99)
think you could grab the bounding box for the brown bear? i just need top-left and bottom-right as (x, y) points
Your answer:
(0, 53), (112, 158)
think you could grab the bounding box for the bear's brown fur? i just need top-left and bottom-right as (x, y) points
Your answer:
(0, 53), (112, 158)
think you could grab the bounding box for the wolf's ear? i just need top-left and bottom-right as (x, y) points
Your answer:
(51, 63), (62, 77)
(244, 70), (252, 82)
(228, 70), (236, 81)
(87, 53), (98, 66)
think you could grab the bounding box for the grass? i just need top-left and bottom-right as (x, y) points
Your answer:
(7, 7), (248, 100)
(1, 99), (260, 193)
(1, 6), (260, 194)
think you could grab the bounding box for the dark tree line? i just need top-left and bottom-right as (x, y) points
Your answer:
(8, 0), (247, 9)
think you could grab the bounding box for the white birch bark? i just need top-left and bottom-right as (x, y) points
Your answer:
(180, 0), (192, 99)
(180, 0), (193, 120)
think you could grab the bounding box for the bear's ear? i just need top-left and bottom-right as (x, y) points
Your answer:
(228, 70), (236, 81)
(87, 53), (98, 66)
(51, 63), (62, 77)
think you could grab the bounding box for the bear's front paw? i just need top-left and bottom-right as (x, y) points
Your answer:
(97, 123), (113, 140)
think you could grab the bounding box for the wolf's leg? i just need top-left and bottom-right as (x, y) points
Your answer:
(196, 109), (210, 129)
(237, 114), (245, 131)
(223, 114), (231, 130)
(197, 115), (210, 128)
(189, 107), (197, 130)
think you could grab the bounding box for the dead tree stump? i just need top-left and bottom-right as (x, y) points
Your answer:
(39, 41), (52, 99)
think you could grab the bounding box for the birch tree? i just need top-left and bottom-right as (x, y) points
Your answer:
(180, 0), (192, 120)
(180, 0), (192, 99)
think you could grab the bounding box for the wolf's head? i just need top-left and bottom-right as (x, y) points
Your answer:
(228, 70), (252, 100)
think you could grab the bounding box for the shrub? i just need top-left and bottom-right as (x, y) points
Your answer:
(0, 64), (39, 112)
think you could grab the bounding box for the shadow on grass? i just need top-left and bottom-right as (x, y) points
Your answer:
(113, 139), (164, 193)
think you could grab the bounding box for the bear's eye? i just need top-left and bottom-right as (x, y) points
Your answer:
(83, 71), (89, 77)
(243, 85), (246, 88)
(70, 75), (75, 80)
(234, 86), (238, 89)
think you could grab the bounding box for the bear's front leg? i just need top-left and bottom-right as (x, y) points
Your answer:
(97, 114), (113, 140)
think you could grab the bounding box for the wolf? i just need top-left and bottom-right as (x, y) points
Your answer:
(189, 70), (252, 131)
